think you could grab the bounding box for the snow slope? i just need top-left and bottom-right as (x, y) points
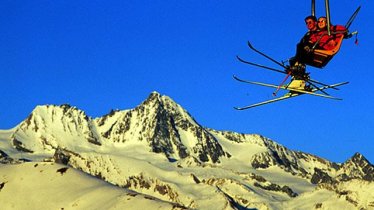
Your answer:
(0, 162), (186, 210)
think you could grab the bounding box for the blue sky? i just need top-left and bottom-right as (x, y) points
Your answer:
(1, 0), (372, 163)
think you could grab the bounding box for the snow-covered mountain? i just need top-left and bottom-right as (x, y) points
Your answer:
(1, 91), (373, 210)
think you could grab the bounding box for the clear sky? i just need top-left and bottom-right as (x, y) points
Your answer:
(1, 0), (372, 163)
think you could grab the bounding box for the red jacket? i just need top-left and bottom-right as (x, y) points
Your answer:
(316, 25), (347, 50)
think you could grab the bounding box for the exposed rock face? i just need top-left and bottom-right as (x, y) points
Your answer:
(311, 168), (335, 184)
(311, 152), (374, 184)
(0, 150), (14, 164)
(95, 92), (228, 163)
(123, 173), (191, 206)
(249, 137), (338, 178)
(338, 152), (374, 181)
(253, 182), (298, 198)
(53, 147), (73, 165)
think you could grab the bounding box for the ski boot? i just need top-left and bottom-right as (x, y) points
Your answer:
(287, 78), (306, 90)
(289, 62), (306, 79)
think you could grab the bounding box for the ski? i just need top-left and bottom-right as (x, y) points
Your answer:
(236, 55), (286, 74)
(306, 80), (330, 95)
(234, 76), (349, 110)
(234, 93), (299, 110)
(247, 41), (288, 69)
(345, 6), (361, 29)
(236, 55), (339, 90)
(233, 75), (345, 100)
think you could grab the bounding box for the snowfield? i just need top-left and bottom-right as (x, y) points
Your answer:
(0, 162), (185, 210)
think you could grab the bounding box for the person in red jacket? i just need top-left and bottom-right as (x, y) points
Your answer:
(315, 17), (348, 51)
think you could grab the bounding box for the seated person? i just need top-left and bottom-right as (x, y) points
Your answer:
(291, 16), (319, 66)
(315, 17), (348, 51)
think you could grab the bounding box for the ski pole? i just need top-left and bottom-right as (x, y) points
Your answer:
(273, 71), (291, 96)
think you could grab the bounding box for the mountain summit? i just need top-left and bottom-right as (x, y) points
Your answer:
(95, 91), (228, 163)
(10, 104), (101, 154)
(1, 91), (373, 210)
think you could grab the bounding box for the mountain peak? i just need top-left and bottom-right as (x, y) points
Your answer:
(134, 92), (198, 127)
(93, 92), (227, 163)
(139, 91), (162, 106)
(339, 152), (374, 181)
(350, 152), (368, 163)
(345, 152), (371, 167)
(139, 92), (179, 111)
(139, 91), (166, 110)
(149, 91), (162, 99)
(11, 104), (101, 154)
